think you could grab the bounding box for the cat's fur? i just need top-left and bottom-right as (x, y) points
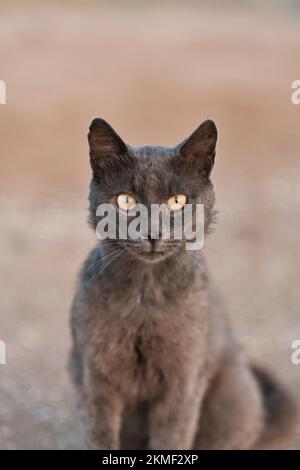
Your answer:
(69, 118), (296, 449)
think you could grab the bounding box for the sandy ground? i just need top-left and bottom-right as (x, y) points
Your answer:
(0, 2), (300, 449)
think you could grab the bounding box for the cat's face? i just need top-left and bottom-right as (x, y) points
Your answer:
(88, 118), (217, 264)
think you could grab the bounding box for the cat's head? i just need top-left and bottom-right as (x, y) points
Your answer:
(88, 118), (217, 264)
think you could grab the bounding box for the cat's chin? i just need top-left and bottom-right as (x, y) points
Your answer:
(125, 247), (172, 265)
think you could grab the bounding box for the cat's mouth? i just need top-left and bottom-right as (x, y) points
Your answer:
(120, 239), (183, 264)
(125, 245), (178, 264)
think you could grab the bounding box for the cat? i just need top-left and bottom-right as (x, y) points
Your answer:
(69, 118), (296, 450)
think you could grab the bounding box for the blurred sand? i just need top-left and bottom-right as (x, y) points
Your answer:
(0, 2), (300, 449)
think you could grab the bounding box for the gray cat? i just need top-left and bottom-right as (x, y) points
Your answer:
(69, 118), (296, 449)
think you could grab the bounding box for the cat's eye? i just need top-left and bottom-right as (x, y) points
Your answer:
(167, 194), (187, 211)
(116, 193), (137, 211)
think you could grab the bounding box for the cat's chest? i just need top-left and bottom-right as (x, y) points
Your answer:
(99, 269), (194, 317)
(95, 314), (205, 402)
(88, 267), (209, 398)
(92, 281), (209, 387)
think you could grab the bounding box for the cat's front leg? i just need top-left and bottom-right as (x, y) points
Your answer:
(80, 368), (123, 450)
(149, 378), (207, 450)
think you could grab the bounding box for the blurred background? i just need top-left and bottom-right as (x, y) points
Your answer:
(0, 0), (300, 449)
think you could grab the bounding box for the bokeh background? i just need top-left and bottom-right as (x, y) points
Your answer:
(0, 0), (300, 449)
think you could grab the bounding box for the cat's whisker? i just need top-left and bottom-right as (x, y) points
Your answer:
(189, 253), (209, 277)
(93, 249), (123, 281)
(89, 250), (123, 283)
(87, 248), (121, 272)
(97, 249), (121, 269)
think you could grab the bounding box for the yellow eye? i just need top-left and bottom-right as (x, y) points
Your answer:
(116, 194), (137, 211)
(167, 194), (187, 211)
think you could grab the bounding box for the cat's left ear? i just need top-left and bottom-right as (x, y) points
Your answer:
(178, 119), (218, 177)
(88, 118), (128, 171)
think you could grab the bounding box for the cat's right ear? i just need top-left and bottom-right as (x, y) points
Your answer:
(178, 119), (218, 178)
(88, 118), (128, 171)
